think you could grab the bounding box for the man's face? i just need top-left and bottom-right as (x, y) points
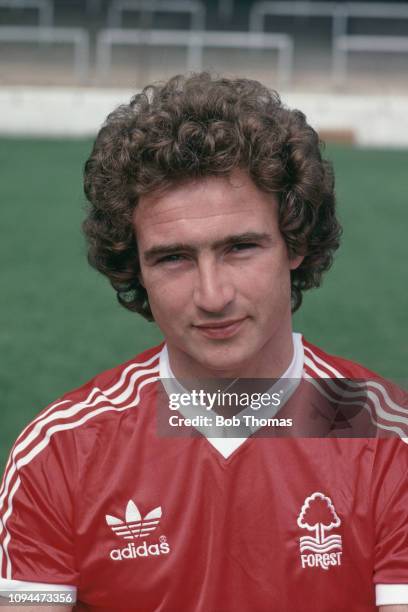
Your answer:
(134, 169), (303, 379)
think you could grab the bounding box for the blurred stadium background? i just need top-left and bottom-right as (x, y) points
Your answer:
(1, 0), (407, 470)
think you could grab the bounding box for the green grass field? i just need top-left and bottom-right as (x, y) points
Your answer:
(1, 138), (407, 471)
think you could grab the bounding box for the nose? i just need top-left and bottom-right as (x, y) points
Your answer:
(193, 257), (235, 314)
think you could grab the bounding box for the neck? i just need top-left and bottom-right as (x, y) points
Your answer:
(167, 330), (295, 382)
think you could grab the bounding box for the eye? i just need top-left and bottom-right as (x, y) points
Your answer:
(230, 242), (258, 253)
(156, 253), (185, 265)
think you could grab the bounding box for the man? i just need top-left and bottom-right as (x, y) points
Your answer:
(0, 73), (407, 611)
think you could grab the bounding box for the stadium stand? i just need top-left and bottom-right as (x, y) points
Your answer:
(0, 0), (53, 26)
(0, 0), (407, 88)
(0, 26), (90, 81)
(95, 29), (293, 85)
(250, 1), (408, 83)
(0, 0), (407, 144)
(107, 0), (206, 31)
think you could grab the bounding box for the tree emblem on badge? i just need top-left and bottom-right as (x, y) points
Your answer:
(297, 491), (342, 562)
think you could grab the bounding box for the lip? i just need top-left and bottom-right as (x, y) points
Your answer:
(193, 318), (247, 339)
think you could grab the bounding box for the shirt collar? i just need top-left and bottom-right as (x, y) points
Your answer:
(159, 333), (304, 457)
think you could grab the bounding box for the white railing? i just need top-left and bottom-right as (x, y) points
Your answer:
(107, 0), (206, 31)
(0, 27), (90, 82)
(249, 2), (345, 42)
(96, 28), (294, 84)
(0, 0), (53, 27)
(333, 35), (408, 83)
(250, 1), (408, 40)
(334, 3), (408, 40)
(250, 1), (408, 82)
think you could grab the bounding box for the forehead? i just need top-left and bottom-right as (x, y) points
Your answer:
(133, 170), (279, 246)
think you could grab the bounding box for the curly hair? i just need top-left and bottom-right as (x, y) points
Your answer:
(83, 72), (341, 320)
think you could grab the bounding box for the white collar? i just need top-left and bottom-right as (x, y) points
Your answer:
(159, 333), (304, 458)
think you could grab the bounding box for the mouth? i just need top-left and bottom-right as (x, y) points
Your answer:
(193, 318), (247, 339)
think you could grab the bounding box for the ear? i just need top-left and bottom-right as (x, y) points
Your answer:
(289, 254), (304, 271)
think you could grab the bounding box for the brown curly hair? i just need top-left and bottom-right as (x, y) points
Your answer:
(83, 72), (341, 320)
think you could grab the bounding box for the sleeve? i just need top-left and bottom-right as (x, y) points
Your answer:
(0, 421), (80, 587)
(372, 439), (408, 605)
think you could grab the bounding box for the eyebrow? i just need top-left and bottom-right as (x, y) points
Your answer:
(143, 232), (273, 263)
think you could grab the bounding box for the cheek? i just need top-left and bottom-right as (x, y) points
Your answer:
(249, 279), (290, 312)
(145, 275), (192, 322)
(239, 254), (291, 299)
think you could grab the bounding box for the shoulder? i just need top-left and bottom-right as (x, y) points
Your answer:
(6, 343), (164, 472)
(40, 342), (163, 422)
(56, 343), (163, 407)
(301, 336), (408, 439)
(302, 338), (379, 378)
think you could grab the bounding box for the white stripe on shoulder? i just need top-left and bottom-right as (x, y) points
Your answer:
(304, 374), (408, 438)
(0, 400), (72, 495)
(305, 347), (407, 417)
(0, 351), (160, 500)
(304, 356), (334, 378)
(3, 351), (160, 476)
(304, 346), (344, 378)
(0, 361), (159, 507)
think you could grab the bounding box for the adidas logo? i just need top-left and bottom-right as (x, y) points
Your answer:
(105, 499), (171, 562)
(106, 500), (161, 540)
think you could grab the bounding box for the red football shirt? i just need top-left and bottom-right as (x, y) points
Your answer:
(1, 334), (407, 611)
